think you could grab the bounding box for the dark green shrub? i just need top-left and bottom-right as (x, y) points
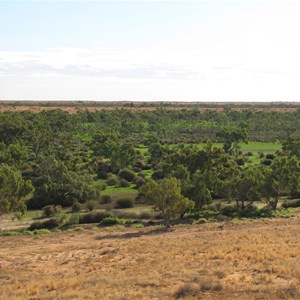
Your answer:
(118, 168), (135, 182)
(282, 199), (300, 208)
(100, 217), (122, 226)
(107, 177), (118, 186)
(72, 202), (81, 213)
(100, 195), (112, 204)
(266, 153), (275, 160)
(43, 205), (62, 217)
(133, 176), (146, 189)
(43, 205), (56, 217)
(236, 157), (245, 166)
(98, 171), (108, 180)
(115, 197), (134, 209)
(29, 218), (60, 230)
(245, 151), (253, 156)
(261, 159), (272, 166)
(119, 178), (130, 187)
(79, 211), (112, 224)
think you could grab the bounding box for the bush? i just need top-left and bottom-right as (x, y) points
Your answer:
(86, 200), (96, 211)
(106, 177), (118, 186)
(43, 205), (62, 217)
(133, 176), (146, 189)
(118, 178), (130, 187)
(115, 198), (134, 209)
(29, 218), (60, 230)
(98, 170), (108, 180)
(113, 210), (138, 219)
(118, 168), (136, 182)
(100, 217), (122, 226)
(79, 211), (112, 224)
(266, 153), (275, 160)
(261, 159), (272, 166)
(221, 205), (274, 218)
(100, 195), (112, 204)
(72, 202), (81, 213)
(67, 213), (80, 225)
(282, 199), (300, 208)
(236, 157), (245, 166)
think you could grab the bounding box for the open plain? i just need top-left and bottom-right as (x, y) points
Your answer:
(1, 218), (300, 300)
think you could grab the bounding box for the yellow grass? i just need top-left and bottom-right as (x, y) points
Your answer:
(1, 218), (300, 299)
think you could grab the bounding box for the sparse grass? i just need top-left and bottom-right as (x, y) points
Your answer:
(1, 217), (300, 299)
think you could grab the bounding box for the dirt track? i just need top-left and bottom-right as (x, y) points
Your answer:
(1, 218), (300, 299)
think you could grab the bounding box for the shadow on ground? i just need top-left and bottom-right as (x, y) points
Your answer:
(95, 227), (174, 240)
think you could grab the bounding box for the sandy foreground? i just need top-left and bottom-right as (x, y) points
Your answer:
(1, 218), (300, 300)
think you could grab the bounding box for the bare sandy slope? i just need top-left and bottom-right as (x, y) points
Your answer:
(1, 218), (300, 300)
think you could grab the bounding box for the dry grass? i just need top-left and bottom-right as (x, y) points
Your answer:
(1, 218), (300, 299)
(0, 105), (298, 114)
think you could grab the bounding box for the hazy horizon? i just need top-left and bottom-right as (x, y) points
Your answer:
(1, 1), (300, 102)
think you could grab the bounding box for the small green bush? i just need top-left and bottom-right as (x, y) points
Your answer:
(118, 168), (135, 182)
(43, 205), (62, 217)
(118, 178), (130, 187)
(72, 202), (81, 213)
(106, 177), (118, 186)
(100, 217), (122, 226)
(79, 211), (112, 224)
(67, 213), (80, 225)
(115, 197), (134, 209)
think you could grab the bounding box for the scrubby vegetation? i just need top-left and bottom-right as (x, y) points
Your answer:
(0, 104), (299, 231)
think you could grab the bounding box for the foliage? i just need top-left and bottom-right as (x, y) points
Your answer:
(86, 200), (96, 211)
(115, 197), (134, 209)
(72, 202), (81, 213)
(100, 217), (122, 226)
(0, 164), (33, 214)
(141, 177), (194, 226)
(118, 168), (136, 182)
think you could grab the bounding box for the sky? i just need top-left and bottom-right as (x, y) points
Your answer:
(1, 0), (300, 102)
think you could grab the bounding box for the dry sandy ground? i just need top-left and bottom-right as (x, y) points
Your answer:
(0, 105), (298, 114)
(1, 218), (300, 300)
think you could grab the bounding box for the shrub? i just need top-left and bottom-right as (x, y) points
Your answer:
(79, 211), (112, 224)
(236, 157), (245, 166)
(134, 176), (146, 189)
(43, 205), (62, 217)
(67, 213), (80, 225)
(100, 217), (122, 226)
(115, 197), (134, 209)
(282, 199), (300, 208)
(118, 178), (130, 187)
(106, 177), (118, 186)
(266, 153), (275, 160)
(86, 200), (96, 211)
(118, 168), (136, 182)
(100, 195), (112, 204)
(29, 218), (60, 230)
(261, 159), (272, 166)
(72, 202), (81, 213)
(98, 170), (108, 180)
(113, 210), (138, 219)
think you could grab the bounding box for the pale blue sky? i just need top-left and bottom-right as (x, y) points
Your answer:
(1, 1), (300, 101)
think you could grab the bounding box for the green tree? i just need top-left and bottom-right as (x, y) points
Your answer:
(141, 177), (194, 227)
(0, 164), (33, 214)
(233, 166), (264, 209)
(217, 123), (248, 154)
